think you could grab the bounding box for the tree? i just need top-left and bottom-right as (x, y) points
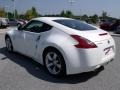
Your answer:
(102, 11), (108, 19)
(32, 7), (38, 17)
(65, 10), (73, 18)
(15, 9), (18, 18)
(7, 12), (14, 18)
(60, 10), (66, 17)
(19, 14), (25, 19)
(90, 14), (99, 23)
(0, 8), (6, 17)
(81, 14), (88, 21)
(60, 10), (73, 18)
(25, 7), (38, 20)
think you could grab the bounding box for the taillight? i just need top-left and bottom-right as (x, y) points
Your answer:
(71, 35), (97, 48)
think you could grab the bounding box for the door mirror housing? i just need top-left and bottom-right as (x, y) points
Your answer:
(18, 24), (23, 31)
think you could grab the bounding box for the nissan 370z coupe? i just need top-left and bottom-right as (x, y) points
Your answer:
(5, 17), (115, 77)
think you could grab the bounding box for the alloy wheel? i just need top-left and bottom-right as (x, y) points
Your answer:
(45, 52), (62, 75)
(6, 37), (13, 52)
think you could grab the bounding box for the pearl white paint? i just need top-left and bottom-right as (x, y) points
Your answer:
(6, 17), (116, 75)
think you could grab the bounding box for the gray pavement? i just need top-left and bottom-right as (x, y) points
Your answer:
(109, 32), (120, 37)
(0, 28), (120, 90)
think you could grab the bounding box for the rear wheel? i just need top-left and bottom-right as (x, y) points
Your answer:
(5, 36), (13, 52)
(44, 48), (66, 77)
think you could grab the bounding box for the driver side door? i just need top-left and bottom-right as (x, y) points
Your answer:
(21, 20), (52, 59)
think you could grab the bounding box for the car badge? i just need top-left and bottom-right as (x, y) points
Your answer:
(108, 40), (110, 44)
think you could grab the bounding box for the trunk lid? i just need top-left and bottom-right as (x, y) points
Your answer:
(71, 29), (112, 42)
(71, 29), (115, 58)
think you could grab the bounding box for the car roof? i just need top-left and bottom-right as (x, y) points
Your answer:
(31, 17), (76, 34)
(31, 17), (99, 35)
(32, 17), (72, 22)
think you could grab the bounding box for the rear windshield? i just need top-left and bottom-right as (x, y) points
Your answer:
(54, 19), (96, 31)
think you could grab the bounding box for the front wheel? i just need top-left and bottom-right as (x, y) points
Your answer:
(5, 37), (13, 52)
(44, 48), (66, 77)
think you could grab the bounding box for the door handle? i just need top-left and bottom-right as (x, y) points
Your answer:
(35, 35), (41, 49)
(36, 35), (41, 41)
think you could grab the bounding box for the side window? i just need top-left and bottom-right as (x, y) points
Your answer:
(23, 20), (52, 33)
(41, 23), (53, 31)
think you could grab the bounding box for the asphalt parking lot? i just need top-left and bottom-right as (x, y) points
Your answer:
(0, 28), (120, 90)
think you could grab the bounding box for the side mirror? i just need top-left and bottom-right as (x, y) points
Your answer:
(18, 24), (23, 31)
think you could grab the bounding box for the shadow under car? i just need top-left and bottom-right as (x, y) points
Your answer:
(0, 47), (104, 84)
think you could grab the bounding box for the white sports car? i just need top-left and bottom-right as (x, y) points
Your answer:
(5, 17), (115, 77)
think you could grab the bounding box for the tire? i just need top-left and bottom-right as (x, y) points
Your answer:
(43, 48), (66, 77)
(5, 36), (13, 52)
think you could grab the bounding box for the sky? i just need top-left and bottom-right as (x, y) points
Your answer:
(0, 0), (120, 18)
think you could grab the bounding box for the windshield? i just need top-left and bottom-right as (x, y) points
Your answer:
(54, 19), (97, 31)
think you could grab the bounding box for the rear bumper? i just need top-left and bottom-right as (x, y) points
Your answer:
(78, 53), (115, 73)
(64, 47), (115, 75)
(58, 34), (115, 75)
